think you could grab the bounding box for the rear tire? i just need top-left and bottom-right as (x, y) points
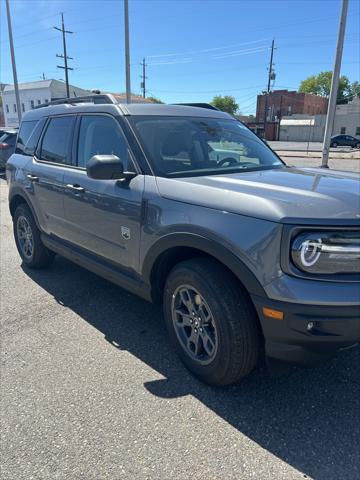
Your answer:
(163, 258), (261, 386)
(13, 204), (54, 269)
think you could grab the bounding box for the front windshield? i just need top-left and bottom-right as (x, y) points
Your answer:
(130, 116), (283, 177)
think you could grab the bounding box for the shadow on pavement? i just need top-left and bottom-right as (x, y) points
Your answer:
(22, 255), (360, 480)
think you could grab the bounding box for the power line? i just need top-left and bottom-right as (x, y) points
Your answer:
(54, 13), (73, 98)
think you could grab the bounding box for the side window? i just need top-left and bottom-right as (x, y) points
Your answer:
(16, 120), (38, 154)
(24, 118), (47, 155)
(340, 127), (346, 134)
(40, 116), (75, 164)
(77, 115), (130, 169)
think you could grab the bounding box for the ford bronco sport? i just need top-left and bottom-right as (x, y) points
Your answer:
(6, 94), (360, 386)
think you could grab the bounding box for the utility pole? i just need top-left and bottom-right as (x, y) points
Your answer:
(54, 13), (73, 98)
(124, 0), (131, 103)
(5, 0), (21, 124)
(321, 0), (348, 168)
(263, 39), (275, 139)
(140, 58), (148, 98)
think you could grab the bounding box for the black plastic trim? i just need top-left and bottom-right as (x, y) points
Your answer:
(42, 234), (152, 302)
(252, 294), (360, 365)
(142, 233), (266, 298)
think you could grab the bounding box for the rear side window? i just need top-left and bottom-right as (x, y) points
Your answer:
(40, 116), (75, 164)
(16, 120), (38, 153)
(16, 118), (46, 155)
(77, 115), (129, 169)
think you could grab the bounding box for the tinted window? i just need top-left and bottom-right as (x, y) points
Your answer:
(77, 115), (129, 169)
(131, 116), (283, 177)
(40, 116), (75, 164)
(16, 120), (38, 153)
(24, 118), (47, 156)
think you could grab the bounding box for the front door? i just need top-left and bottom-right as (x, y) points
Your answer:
(62, 114), (144, 274)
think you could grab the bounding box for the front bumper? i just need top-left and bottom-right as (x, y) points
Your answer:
(252, 295), (360, 365)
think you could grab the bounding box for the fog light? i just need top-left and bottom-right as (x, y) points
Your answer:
(307, 321), (315, 332)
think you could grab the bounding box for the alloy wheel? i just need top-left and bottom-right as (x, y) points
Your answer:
(17, 215), (34, 260)
(171, 285), (218, 365)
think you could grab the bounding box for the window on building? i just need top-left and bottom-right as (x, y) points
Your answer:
(37, 100), (41, 105)
(40, 116), (76, 164)
(21, 103), (25, 112)
(77, 115), (130, 169)
(45, 99), (49, 103)
(13, 104), (17, 113)
(30, 100), (35, 109)
(287, 105), (292, 115)
(340, 127), (346, 134)
(356, 127), (360, 136)
(5, 104), (9, 113)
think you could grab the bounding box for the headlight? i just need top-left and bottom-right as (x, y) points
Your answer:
(291, 231), (360, 275)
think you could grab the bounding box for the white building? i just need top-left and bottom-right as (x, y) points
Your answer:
(279, 97), (360, 142)
(2, 79), (90, 127)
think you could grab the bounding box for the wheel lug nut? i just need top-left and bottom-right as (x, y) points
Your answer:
(194, 328), (198, 333)
(199, 327), (203, 332)
(190, 319), (193, 324)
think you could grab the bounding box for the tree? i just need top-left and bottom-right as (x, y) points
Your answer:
(147, 96), (163, 104)
(349, 81), (360, 100)
(211, 95), (239, 115)
(298, 71), (351, 102)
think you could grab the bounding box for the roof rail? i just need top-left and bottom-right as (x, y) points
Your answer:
(172, 103), (219, 111)
(34, 93), (118, 109)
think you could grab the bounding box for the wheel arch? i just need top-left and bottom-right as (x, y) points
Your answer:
(9, 189), (40, 229)
(143, 233), (266, 303)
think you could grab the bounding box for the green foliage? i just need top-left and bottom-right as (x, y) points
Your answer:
(147, 96), (164, 104)
(298, 71), (351, 102)
(349, 81), (360, 100)
(211, 95), (239, 115)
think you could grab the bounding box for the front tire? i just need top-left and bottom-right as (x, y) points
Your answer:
(13, 204), (54, 269)
(163, 258), (261, 386)
(331, 142), (338, 148)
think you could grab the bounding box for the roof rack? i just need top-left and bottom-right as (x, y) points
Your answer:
(172, 103), (219, 111)
(34, 93), (118, 109)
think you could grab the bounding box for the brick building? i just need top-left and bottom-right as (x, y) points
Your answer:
(256, 90), (328, 123)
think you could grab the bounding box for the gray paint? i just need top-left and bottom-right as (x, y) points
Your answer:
(6, 102), (360, 321)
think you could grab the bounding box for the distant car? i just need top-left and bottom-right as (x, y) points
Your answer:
(0, 129), (18, 172)
(330, 135), (360, 148)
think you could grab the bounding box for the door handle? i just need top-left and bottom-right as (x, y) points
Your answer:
(66, 184), (85, 193)
(26, 174), (39, 182)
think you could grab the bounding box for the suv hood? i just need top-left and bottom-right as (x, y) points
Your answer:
(156, 167), (360, 224)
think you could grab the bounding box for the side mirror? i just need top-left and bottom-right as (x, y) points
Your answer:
(86, 154), (136, 181)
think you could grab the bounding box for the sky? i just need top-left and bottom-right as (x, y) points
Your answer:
(0, 0), (359, 115)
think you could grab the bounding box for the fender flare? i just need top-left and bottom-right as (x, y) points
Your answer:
(8, 187), (41, 229)
(142, 232), (266, 298)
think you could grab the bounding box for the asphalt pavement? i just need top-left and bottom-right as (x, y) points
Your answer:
(1, 174), (359, 480)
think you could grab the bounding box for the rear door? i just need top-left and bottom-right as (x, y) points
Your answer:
(62, 113), (144, 272)
(27, 115), (76, 237)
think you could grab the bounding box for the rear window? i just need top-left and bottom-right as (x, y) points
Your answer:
(40, 116), (75, 164)
(16, 121), (38, 153)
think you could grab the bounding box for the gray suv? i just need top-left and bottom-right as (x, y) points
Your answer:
(6, 95), (360, 386)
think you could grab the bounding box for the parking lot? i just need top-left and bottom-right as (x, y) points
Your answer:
(1, 171), (359, 480)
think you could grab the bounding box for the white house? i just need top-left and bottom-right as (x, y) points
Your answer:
(2, 79), (90, 127)
(279, 96), (360, 142)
